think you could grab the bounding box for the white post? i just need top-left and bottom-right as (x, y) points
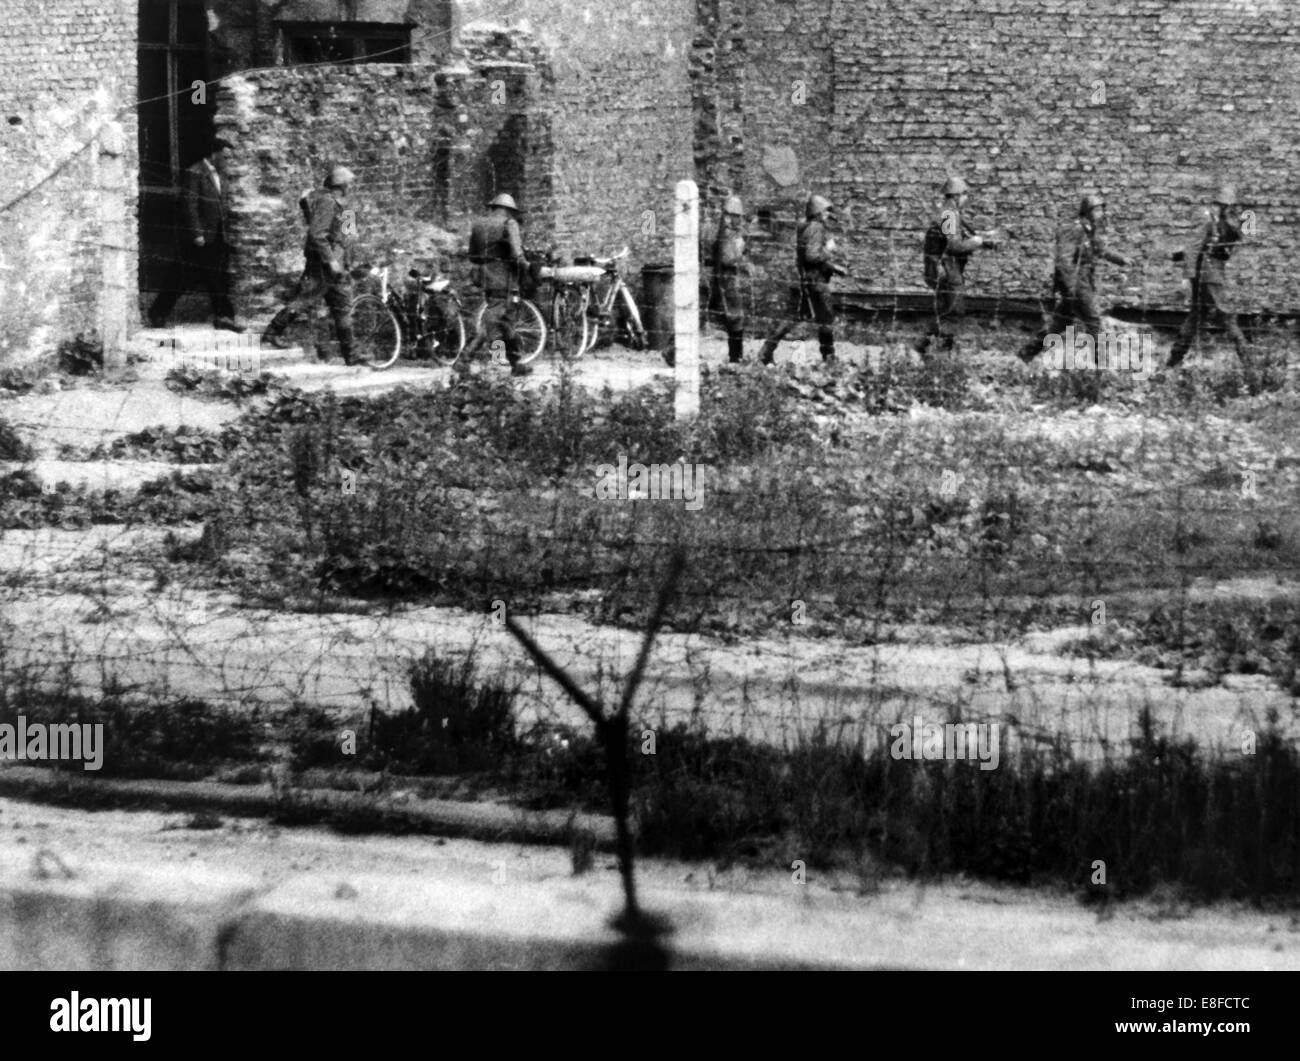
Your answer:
(673, 179), (699, 420)
(98, 121), (127, 371)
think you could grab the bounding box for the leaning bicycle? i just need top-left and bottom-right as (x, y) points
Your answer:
(350, 253), (468, 370)
(576, 246), (648, 356)
(541, 259), (605, 359)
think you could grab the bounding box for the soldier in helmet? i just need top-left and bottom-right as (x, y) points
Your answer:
(1018, 191), (1134, 364)
(262, 164), (361, 364)
(464, 192), (533, 377)
(710, 195), (750, 363)
(916, 176), (1000, 357)
(758, 193), (843, 364)
(1167, 185), (1250, 368)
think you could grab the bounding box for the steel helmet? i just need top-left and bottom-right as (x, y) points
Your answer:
(326, 165), (356, 189)
(1212, 185), (1238, 207)
(723, 195), (744, 216)
(942, 176), (968, 196)
(806, 194), (833, 219)
(489, 192), (520, 213)
(1079, 192), (1106, 215)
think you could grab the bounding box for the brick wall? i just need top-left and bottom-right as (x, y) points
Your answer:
(215, 60), (540, 319)
(456, 0), (696, 272)
(207, 1), (454, 71)
(0, 0), (137, 365)
(703, 0), (1300, 316)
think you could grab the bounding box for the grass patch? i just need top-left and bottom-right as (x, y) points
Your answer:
(526, 711), (1300, 902)
(0, 690), (265, 781)
(1064, 597), (1300, 696)
(286, 650), (519, 775)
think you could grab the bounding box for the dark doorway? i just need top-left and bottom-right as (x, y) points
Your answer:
(138, 0), (213, 296)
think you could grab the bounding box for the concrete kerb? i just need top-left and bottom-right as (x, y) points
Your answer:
(0, 765), (616, 849)
(0, 851), (834, 971)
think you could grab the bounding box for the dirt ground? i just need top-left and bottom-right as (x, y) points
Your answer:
(2, 331), (1297, 967)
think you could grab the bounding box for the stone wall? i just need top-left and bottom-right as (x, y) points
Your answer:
(0, 0), (137, 365)
(216, 60), (541, 318)
(455, 0), (697, 272)
(701, 0), (1300, 316)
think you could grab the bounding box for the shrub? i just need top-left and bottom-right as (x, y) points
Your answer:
(365, 650), (519, 774)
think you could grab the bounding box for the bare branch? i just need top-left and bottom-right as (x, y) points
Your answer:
(616, 547), (686, 720)
(504, 613), (607, 728)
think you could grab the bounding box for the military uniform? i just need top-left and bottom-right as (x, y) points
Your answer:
(710, 197), (749, 363)
(263, 170), (358, 363)
(1168, 191), (1248, 367)
(1020, 196), (1128, 363)
(918, 193), (987, 355)
(464, 195), (530, 373)
(758, 195), (839, 364)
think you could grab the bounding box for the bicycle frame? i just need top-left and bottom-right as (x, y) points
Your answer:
(361, 258), (468, 365)
(575, 247), (646, 354)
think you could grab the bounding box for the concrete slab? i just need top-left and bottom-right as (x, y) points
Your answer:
(1, 798), (1295, 970)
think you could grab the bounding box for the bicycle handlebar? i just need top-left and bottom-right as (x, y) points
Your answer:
(590, 246), (630, 267)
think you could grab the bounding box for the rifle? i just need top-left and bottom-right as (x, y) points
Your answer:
(827, 263), (873, 287)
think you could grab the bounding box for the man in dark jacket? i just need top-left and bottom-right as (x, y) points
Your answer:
(148, 137), (242, 331)
(916, 176), (999, 357)
(1019, 192), (1133, 363)
(463, 193), (532, 377)
(1167, 185), (1250, 367)
(710, 195), (750, 363)
(757, 194), (842, 364)
(261, 165), (359, 364)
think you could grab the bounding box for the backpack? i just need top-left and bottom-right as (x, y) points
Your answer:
(922, 222), (946, 289)
(467, 218), (490, 265)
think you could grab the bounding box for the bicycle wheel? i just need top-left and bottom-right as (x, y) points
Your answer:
(472, 299), (548, 365)
(423, 295), (466, 367)
(550, 285), (590, 360)
(618, 284), (648, 350)
(510, 298), (548, 364)
(351, 293), (402, 369)
(585, 279), (613, 354)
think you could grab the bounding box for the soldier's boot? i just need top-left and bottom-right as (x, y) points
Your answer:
(1166, 340), (1190, 369)
(506, 336), (533, 377)
(819, 327), (835, 363)
(913, 333), (932, 356)
(1017, 335), (1044, 363)
(260, 310), (294, 350)
(757, 338), (779, 365)
(336, 324), (361, 366)
(727, 333), (745, 364)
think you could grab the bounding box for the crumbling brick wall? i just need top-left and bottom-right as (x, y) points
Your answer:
(221, 2), (698, 323)
(0, 0), (137, 365)
(699, 0), (1300, 318)
(455, 0), (696, 272)
(215, 60), (540, 320)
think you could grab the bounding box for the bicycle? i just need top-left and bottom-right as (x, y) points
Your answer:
(466, 252), (549, 366)
(541, 259), (605, 359)
(572, 246), (648, 356)
(349, 253), (468, 370)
